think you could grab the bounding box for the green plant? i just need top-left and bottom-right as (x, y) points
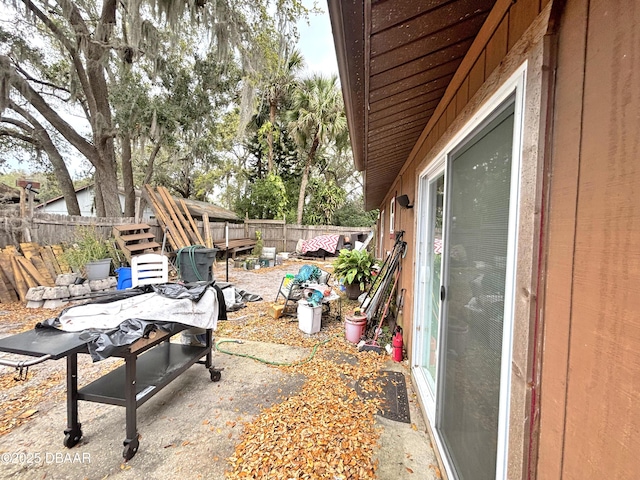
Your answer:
(235, 174), (289, 220)
(303, 178), (346, 225)
(252, 230), (263, 257)
(378, 325), (393, 347)
(62, 226), (117, 275)
(332, 248), (377, 290)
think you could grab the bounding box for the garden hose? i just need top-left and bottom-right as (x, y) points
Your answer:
(215, 337), (334, 366)
(176, 245), (207, 281)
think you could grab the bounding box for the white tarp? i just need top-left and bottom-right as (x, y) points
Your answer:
(55, 288), (218, 332)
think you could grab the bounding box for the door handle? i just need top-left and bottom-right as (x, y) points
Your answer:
(440, 285), (446, 301)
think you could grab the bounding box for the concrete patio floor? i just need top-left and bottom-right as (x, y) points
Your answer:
(0, 338), (440, 479)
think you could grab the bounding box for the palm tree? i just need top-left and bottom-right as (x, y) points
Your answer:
(287, 74), (347, 224)
(260, 49), (305, 173)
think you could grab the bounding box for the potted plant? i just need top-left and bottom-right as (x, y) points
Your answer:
(332, 248), (377, 300)
(62, 226), (117, 280)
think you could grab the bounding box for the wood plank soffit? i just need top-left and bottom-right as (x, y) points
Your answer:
(403, 0), (514, 173)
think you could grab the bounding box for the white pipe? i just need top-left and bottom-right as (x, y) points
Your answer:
(0, 354), (52, 368)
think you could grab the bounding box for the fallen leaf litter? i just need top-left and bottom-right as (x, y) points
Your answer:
(217, 260), (388, 480)
(0, 304), (123, 436)
(0, 259), (391, 479)
(220, 338), (386, 479)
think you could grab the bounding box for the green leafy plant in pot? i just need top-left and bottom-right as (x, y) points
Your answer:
(333, 248), (377, 300)
(62, 226), (117, 280)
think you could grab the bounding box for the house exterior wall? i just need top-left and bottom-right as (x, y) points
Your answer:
(374, 0), (554, 478)
(41, 189), (96, 216)
(40, 188), (154, 220)
(375, 0), (640, 477)
(538, 1), (640, 478)
(378, 0), (549, 357)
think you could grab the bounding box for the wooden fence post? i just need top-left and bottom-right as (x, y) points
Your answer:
(282, 215), (287, 253)
(19, 187), (25, 218)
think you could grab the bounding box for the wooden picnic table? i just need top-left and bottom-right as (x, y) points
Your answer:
(212, 238), (257, 259)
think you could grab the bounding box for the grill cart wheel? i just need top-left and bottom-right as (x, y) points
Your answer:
(209, 367), (222, 382)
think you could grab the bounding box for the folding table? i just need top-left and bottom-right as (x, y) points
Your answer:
(0, 323), (220, 461)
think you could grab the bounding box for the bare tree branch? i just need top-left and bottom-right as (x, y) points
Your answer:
(0, 116), (33, 133)
(14, 63), (71, 94)
(0, 127), (37, 145)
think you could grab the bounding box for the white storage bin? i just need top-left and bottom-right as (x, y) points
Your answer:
(297, 301), (322, 334)
(262, 246), (276, 261)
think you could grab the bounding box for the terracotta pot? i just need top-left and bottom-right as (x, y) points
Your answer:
(345, 282), (363, 300)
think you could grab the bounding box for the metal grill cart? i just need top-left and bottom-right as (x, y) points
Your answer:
(0, 293), (222, 461)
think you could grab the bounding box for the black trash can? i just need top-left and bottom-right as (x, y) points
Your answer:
(177, 247), (218, 282)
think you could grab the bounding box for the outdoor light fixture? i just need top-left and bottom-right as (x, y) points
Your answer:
(396, 194), (413, 209)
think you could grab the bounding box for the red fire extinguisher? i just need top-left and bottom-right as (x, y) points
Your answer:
(392, 326), (403, 362)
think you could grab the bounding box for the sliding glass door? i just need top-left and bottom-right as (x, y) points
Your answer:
(438, 103), (515, 480)
(414, 87), (521, 480)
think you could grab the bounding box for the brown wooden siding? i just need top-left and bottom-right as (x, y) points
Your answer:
(539, 0), (640, 479)
(537, 2), (587, 477)
(456, 78), (469, 115)
(381, 0), (547, 362)
(469, 52), (486, 99)
(509, 0), (543, 50)
(486, 16), (509, 75)
(371, 2), (563, 479)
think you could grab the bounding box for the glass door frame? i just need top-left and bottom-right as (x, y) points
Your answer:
(412, 159), (446, 424)
(412, 63), (527, 480)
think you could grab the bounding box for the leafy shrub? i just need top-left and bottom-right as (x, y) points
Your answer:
(332, 248), (377, 290)
(62, 226), (116, 275)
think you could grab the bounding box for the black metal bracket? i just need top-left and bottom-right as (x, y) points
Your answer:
(13, 365), (29, 381)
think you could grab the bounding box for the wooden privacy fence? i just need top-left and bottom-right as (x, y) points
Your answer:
(0, 213), (137, 248)
(244, 219), (372, 253)
(0, 213), (373, 254)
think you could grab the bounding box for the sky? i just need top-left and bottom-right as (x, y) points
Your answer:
(297, 1), (339, 77)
